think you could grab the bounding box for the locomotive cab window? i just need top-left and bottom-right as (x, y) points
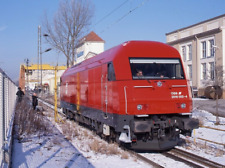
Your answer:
(108, 62), (116, 81)
(130, 58), (184, 80)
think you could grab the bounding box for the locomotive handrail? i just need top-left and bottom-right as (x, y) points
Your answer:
(134, 86), (153, 88)
(172, 85), (187, 88)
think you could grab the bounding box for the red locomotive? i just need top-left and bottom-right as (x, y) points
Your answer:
(60, 41), (198, 150)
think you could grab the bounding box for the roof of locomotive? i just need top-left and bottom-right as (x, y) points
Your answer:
(62, 41), (181, 77)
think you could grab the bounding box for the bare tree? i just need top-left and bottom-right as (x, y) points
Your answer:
(212, 65), (224, 125)
(203, 64), (224, 125)
(43, 0), (94, 67)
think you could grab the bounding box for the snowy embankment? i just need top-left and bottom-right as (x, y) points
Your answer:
(12, 97), (225, 167)
(12, 97), (151, 168)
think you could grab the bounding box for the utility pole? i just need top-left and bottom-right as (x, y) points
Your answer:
(40, 26), (43, 88)
(38, 26), (40, 88)
(24, 58), (29, 90)
(54, 64), (63, 123)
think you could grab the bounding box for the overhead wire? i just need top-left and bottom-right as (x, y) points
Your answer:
(75, 0), (149, 62)
(93, 0), (130, 27)
(85, 0), (149, 41)
(100, 0), (149, 33)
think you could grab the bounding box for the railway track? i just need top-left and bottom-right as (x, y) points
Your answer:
(38, 96), (225, 168)
(137, 147), (225, 168)
(167, 148), (225, 168)
(130, 151), (164, 168)
(162, 151), (203, 168)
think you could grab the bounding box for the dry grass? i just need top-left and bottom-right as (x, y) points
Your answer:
(88, 139), (124, 157)
(83, 130), (88, 137)
(38, 94), (130, 158)
(89, 139), (102, 153)
(60, 122), (80, 140)
(121, 151), (129, 159)
(55, 117), (129, 158)
(215, 150), (224, 157)
(197, 116), (205, 127)
(14, 96), (51, 140)
(107, 143), (120, 155)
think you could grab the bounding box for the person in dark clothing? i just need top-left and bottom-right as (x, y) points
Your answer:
(16, 87), (24, 102)
(32, 93), (38, 110)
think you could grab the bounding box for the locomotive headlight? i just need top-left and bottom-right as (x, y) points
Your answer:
(137, 105), (143, 110)
(181, 103), (186, 109)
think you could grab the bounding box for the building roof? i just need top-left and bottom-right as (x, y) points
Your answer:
(166, 13), (225, 35)
(80, 31), (104, 43)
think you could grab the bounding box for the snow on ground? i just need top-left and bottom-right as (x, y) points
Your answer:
(138, 107), (225, 167)
(181, 108), (225, 165)
(12, 100), (225, 168)
(12, 118), (94, 168)
(12, 134), (93, 168)
(12, 106), (151, 168)
(50, 113), (150, 168)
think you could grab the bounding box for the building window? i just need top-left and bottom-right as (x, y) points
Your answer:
(209, 62), (215, 80)
(209, 39), (215, 57)
(201, 41), (206, 58)
(77, 51), (84, 58)
(182, 46), (186, 62)
(188, 65), (192, 81)
(187, 44), (192, 61)
(201, 63), (207, 80)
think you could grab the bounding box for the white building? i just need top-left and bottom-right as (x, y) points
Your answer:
(76, 31), (105, 64)
(166, 14), (225, 98)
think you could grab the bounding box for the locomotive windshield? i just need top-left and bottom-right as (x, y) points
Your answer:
(130, 58), (185, 80)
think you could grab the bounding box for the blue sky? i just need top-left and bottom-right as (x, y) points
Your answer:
(0, 0), (225, 81)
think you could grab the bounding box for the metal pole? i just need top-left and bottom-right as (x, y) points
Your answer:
(54, 65), (58, 122)
(24, 58), (29, 90)
(38, 26), (40, 87)
(40, 26), (42, 89)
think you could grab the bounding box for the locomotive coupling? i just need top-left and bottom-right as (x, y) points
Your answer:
(119, 125), (132, 143)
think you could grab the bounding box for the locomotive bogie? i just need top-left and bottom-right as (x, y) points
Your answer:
(60, 41), (199, 150)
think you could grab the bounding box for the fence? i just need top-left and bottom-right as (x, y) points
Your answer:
(0, 68), (17, 168)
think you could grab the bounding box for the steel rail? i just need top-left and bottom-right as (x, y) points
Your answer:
(170, 148), (225, 168)
(162, 152), (204, 168)
(197, 137), (225, 147)
(129, 151), (164, 168)
(200, 126), (225, 132)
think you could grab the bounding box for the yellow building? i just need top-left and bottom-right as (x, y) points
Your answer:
(20, 64), (67, 94)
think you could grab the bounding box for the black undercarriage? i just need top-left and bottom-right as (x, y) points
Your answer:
(61, 101), (199, 151)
